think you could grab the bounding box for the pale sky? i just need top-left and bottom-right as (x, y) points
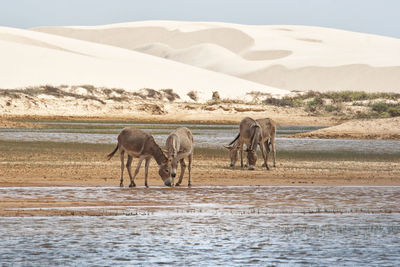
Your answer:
(1, 0), (399, 38)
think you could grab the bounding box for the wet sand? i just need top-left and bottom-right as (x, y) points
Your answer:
(1, 140), (399, 216)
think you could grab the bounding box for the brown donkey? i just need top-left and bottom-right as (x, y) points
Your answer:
(107, 128), (170, 187)
(225, 117), (276, 170)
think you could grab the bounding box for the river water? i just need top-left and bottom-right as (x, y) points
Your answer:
(1, 122), (400, 154)
(1, 186), (399, 266)
(1, 122), (399, 265)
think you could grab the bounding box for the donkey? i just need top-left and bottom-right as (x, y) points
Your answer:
(225, 138), (260, 168)
(164, 127), (194, 187)
(226, 117), (276, 170)
(107, 127), (170, 187)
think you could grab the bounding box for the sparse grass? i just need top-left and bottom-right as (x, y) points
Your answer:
(0, 85), (107, 104)
(264, 97), (302, 107)
(264, 91), (400, 118)
(3, 140), (399, 163)
(160, 89), (180, 102)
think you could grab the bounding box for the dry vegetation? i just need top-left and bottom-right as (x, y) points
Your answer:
(264, 91), (400, 119)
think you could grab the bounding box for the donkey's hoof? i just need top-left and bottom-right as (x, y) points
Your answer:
(188, 183), (192, 187)
(129, 183), (136, 188)
(248, 166), (255, 171)
(175, 183), (181, 187)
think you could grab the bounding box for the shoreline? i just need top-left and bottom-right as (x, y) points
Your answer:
(2, 114), (400, 140)
(1, 136), (399, 216)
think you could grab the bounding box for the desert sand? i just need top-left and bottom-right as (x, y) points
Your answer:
(0, 25), (287, 102)
(33, 21), (400, 93)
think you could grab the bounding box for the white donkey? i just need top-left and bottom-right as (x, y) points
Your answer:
(164, 127), (194, 187)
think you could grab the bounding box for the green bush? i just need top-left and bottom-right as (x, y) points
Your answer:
(324, 104), (342, 113)
(388, 106), (400, 117)
(307, 96), (323, 107)
(371, 102), (389, 113)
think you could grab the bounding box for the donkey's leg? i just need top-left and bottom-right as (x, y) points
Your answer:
(261, 141), (270, 167)
(259, 142), (269, 170)
(176, 159), (186, 186)
(144, 158), (150, 188)
(188, 154), (193, 187)
(126, 155), (135, 187)
(240, 143), (244, 168)
(119, 150), (125, 187)
(129, 157), (144, 188)
(271, 140), (276, 167)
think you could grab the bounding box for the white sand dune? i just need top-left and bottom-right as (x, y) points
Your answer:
(33, 20), (400, 93)
(0, 26), (288, 102)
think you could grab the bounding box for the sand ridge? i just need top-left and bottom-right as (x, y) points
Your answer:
(32, 21), (400, 93)
(0, 26), (287, 102)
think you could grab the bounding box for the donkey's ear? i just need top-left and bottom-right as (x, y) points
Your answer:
(162, 149), (169, 154)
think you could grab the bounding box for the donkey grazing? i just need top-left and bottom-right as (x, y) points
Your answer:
(164, 127), (194, 187)
(225, 117), (276, 170)
(107, 127), (170, 187)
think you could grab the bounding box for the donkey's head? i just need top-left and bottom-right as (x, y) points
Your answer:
(158, 162), (171, 185)
(163, 151), (179, 187)
(224, 143), (239, 167)
(168, 152), (179, 178)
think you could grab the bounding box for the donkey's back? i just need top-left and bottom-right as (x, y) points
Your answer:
(117, 127), (152, 157)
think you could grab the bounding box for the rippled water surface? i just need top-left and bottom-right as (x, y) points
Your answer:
(1, 186), (400, 266)
(1, 122), (400, 154)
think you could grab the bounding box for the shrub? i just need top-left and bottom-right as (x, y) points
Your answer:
(264, 96), (302, 107)
(371, 102), (389, 113)
(187, 91), (198, 102)
(324, 104), (342, 113)
(388, 106), (400, 117)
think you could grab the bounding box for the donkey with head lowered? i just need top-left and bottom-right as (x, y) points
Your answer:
(164, 127), (194, 187)
(107, 127), (170, 187)
(225, 117), (276, 170)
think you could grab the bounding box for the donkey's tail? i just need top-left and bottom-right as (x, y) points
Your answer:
(107, 144), (119, 160)
(229, 133), (240, 146)
(248, 125), (260, 152)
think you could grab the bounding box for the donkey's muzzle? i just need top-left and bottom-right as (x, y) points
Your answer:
(171, 172), (176, 178)
(164, 178), (172, 187)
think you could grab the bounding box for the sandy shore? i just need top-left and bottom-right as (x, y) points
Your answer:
(291, 117), (400, 140)
(1, 140), (399, 216)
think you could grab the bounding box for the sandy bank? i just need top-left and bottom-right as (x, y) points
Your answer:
(291, 117), (400, 140)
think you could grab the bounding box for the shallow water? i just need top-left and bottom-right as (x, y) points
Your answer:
(1, 186), (399, 266)
(1, 122), (400, 154)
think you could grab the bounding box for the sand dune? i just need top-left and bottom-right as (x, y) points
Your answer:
(33, 21), (400, 93)
(0, 26), (288, 102)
